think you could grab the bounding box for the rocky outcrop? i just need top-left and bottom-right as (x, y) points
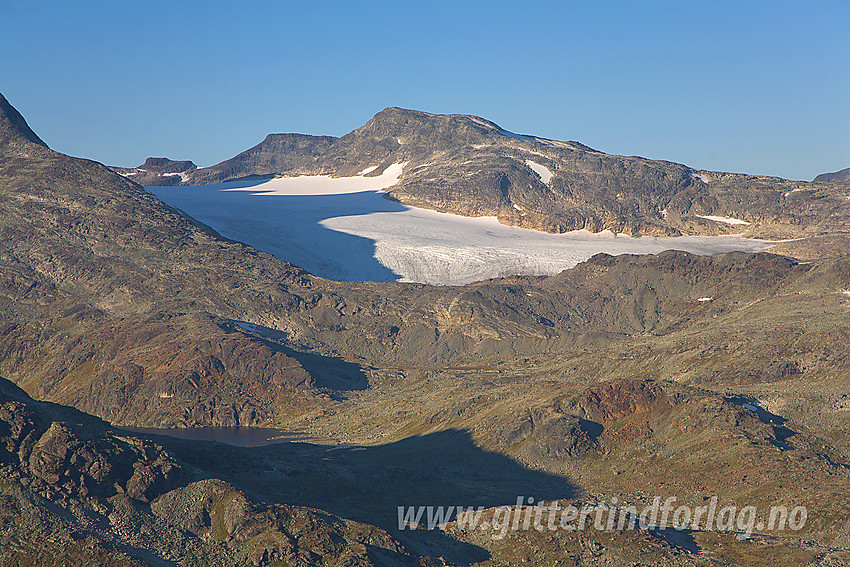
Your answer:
(0, 377), (186, 502)
(112, 156), (198, 186)
(580, 378), (661, 423)
(0, 377), (427, 566)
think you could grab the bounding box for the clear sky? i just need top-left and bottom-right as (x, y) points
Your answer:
(1, 0), (848, 180)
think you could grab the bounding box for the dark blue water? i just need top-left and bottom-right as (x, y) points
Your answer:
(119, 426), (303, 447)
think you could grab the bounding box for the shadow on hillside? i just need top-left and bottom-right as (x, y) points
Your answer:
(157, 428), (579, 565)
(651, 526), (700, 553)
(149, 183), (406, 282)
(283, 347), (369, 393)
(227, 320), (370, 394)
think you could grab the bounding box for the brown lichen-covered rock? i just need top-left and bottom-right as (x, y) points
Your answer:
(581, 378), (661, 423)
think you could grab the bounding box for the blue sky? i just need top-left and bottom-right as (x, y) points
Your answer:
(1, 1), (847, 180)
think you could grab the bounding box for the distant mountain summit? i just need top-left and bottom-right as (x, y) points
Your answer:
(113, 156), (199, 186)
(114, 134), (336, 186)
(189, 132), (336, 185)
(139, 156), (196, 172)
(814, 167), (850, 183)
(0, 93), (49, 151)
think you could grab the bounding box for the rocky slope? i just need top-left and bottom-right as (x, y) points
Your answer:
(0, 93), (341, 427)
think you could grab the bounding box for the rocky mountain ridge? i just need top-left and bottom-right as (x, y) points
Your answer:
(116, 107), (850, 245)
(0, 93), (48, 151)
(112, 157), (199, 186)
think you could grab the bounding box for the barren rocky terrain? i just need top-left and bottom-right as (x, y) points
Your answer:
(3, 92), (850, 565)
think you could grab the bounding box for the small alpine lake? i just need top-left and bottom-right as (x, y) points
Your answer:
(118, 426), (305, 447)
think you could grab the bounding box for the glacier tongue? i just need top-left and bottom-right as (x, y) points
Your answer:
(149, 174), (771, 286)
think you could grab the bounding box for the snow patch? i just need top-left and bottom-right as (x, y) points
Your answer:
(697, 215), (751, 226)
(499, 128), (537, 142)
(690, 172), (711, 183)
(661, 208), (668, 219)
(356, 165), (379, 176)
(235, 321), (264, 333)
(162, 172), (190, 183)
(742, 403), (759, 412)
(697, 297), (713, 302)
(525, 160), (553, 185)
(512, 203), (523, 211)
(225, 163), (405, 196)
(469, 117), (493, 128)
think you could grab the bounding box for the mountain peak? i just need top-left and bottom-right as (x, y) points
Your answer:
(0, 93), (49, 150)
(348, 106), (509, 147)
(373, 106), (437, 118)
(369, 106), (497, 127)
(141, 156), (197, 172)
